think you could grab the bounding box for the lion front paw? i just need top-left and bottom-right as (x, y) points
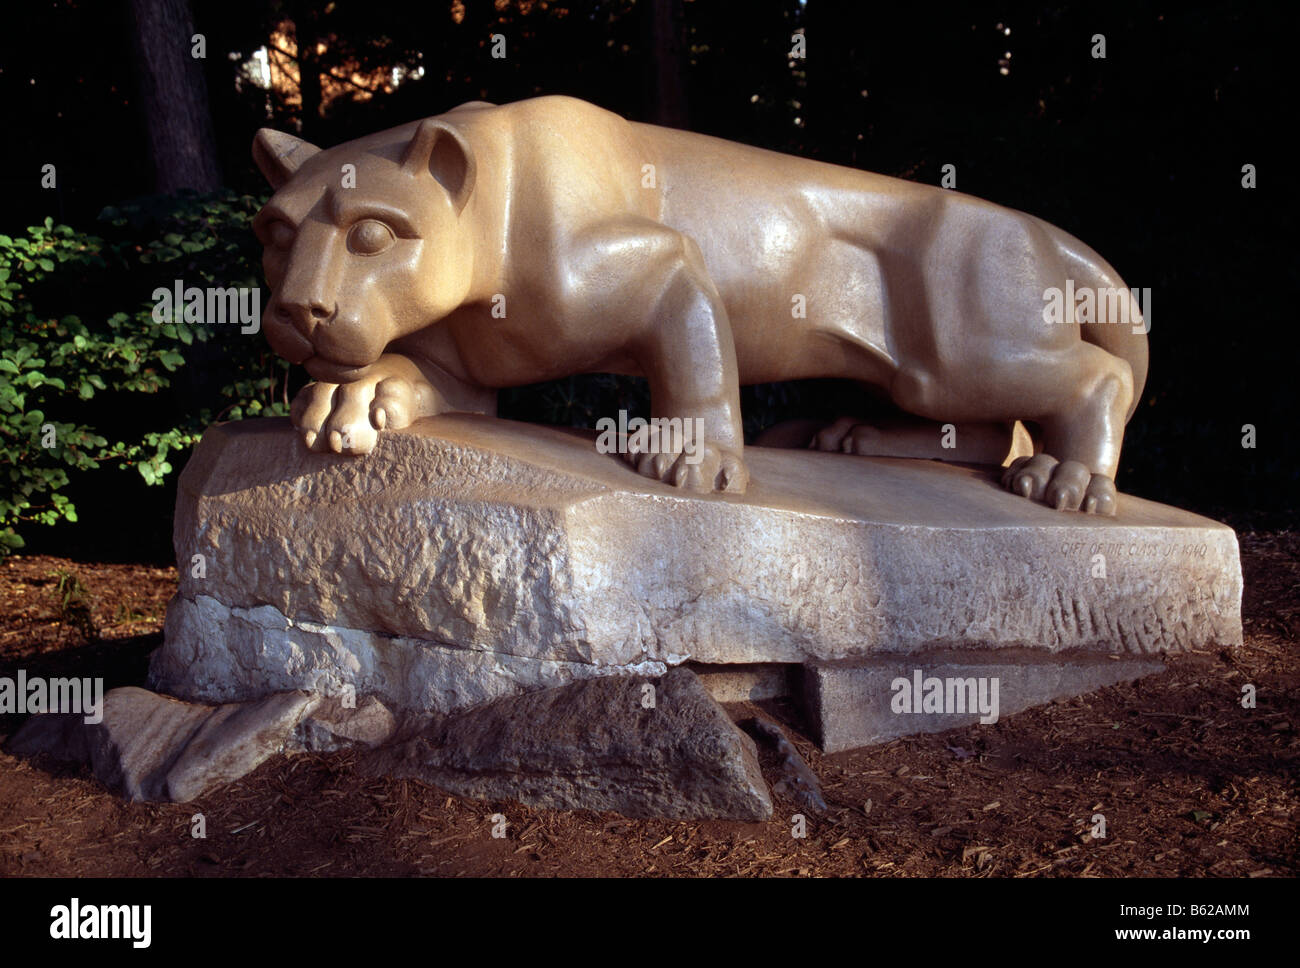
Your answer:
(1001, 455), (1118, 515)
(620, 437), (748, 494)
(290, 354), (437, 456)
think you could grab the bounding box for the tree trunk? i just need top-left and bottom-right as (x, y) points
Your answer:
(286, 1), (323, 143)
(645, 0), (688, 128)
(127, 0), (222, 193)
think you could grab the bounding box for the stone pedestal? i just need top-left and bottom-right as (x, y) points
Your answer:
(151, 415), (1243, 750)
(803, 652), (1167, 753)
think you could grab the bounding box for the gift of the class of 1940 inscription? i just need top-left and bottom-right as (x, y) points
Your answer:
(11, 97), (1242, 819)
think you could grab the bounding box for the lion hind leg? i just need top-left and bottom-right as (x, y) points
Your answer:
(792, 415), (1031, 466)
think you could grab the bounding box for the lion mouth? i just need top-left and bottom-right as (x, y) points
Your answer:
(302, 355), (376, 383)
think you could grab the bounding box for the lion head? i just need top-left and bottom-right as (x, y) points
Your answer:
(251, 119), (478, 383)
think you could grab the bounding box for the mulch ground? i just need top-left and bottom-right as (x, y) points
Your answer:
(0, 533), (1295, 878)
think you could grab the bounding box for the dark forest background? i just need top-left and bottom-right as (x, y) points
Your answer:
(0, 0), (1294, 561)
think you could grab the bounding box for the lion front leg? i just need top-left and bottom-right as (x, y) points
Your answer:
(602, 226), (747, 493)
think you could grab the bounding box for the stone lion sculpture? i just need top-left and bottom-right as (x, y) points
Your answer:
(252, 95), (1147, 513)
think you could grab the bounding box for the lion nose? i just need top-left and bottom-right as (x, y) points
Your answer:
(276, 300), (335, 338)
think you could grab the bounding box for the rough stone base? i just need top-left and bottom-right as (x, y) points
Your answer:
(804, 652), (1167, 753)
(151, 415), (1243, 753)
(154, 594), (666, 718)
(690, 663), (794, 703)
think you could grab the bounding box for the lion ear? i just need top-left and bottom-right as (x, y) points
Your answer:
(402, 119), (477, 214)
(253, 129), (321, 189)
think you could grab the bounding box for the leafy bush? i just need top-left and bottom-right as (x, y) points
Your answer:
(0, 192), (289, 553)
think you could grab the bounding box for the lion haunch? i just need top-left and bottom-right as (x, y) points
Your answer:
(252, 95), (1147, 514)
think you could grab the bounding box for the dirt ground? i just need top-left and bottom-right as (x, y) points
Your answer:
(0, 533), (1295, 878)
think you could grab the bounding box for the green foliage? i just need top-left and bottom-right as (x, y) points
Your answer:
(0, 193), (288, 553)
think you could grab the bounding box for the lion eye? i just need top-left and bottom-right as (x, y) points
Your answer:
(267, 221), (295, 250)
(347, 219), (395, 255)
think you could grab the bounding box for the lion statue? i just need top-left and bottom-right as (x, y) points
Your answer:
(252, 95), (1147, 514)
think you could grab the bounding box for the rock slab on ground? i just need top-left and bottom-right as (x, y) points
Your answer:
(5, 686), (319, 801)
(804, 652), (1167, 752)
(7, 670), (772, 819)
(375, 667), (774, 820)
